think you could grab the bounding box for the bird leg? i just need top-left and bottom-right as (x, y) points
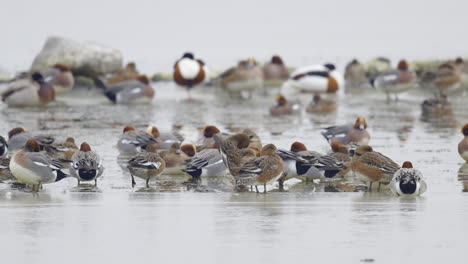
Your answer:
(264, 183), (267, 194)
(378, 182), (382, 192)
(279, 180), (284, 191)
(94, 179), (97, 187)
(368, 182), (373, 192)
(131, 175), (136, 188)
(255, 185), (259, 193)
(146, 179), (150, 188)
(77, 180), (80, 187)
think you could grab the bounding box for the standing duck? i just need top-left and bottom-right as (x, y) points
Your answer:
(7, 127), (54, 152)
(458, 124), (468, 161)
(70, 142), (104, 186)
(234, 144), (284, 193)
(276, 141), (343, 189)
(262, 55), (290, 87)
(433, 63), (461, 96)
(351, 145), (400, 191)
(41, 64), (75, 95)
(281, 63), (343, 97)
(1, 72), (55, 107)
(127, 143), (166, 188)
(104, 75), (154, 104)
(117, 126), (161, 155)
(390, 161), (427, 196)
(373, 59), (417, 101)
(9, 139), (68, 191)
(218, 58), (264, 98)
(269, 94), (300, 116)
(321, 116), (370, 145)
(344, 59), (369, 89)
(173, 52), (205, 99)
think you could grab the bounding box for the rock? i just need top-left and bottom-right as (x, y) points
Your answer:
(31, 36), (123, 77)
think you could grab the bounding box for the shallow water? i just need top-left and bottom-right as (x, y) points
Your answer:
(0, 84), (468, 263)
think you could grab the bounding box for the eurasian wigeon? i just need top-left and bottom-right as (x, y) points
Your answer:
(373, 60), (417, 101)
(390, 161), (427, 196)
(262, 55), (290, 87)
(104, 75), (154, 104)
(218, 58), (263, 99)
(213, 133), (251, 170)
(117, 126), (161, 155)
(269, 95), (300, 116)
(1, 72), (55, 107)
(182, 148), (228, 179)
(127, 143), (166, 188)
(7, 127), (54, 152)
(329, 140), (352, 177)
(180, 144), (197, 158)
(344, 59), (370, 89)
(281, 63), (344, 97)
(458, 124), (468, 161)
(159, 143), (190, 175)
(45, 137), (78, 160)
(234, 144), (284, 193)
(351, 145), (400, 191)
(276, 141), (343, 189)
(197, 125), (221, 149)
(41, 64), (75, 95)
(173, 52), (206, 99)
(241, 128), (262, 151)
(421, 94), (452, 117)
(0, 135), (7, 156)
(69, 142), (104, 186)
(305, 94), (336, 113)
(434, 63), (461, 95)
(453, 57), (468, 87)
(104, 62), (139, 85)
(321, 116), (370, 145)
(10, 139), (68, 191)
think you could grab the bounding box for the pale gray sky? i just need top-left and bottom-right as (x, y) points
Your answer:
(1, 0), (466, 73)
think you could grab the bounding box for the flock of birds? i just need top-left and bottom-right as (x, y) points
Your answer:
(0, 52), (467, 196)
(1, 118), (467, 196)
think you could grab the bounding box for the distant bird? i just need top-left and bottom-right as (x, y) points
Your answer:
(373, 60), (417, 101)
(365, 57), (392, 79)
(173, 52), (206, 99)
(421, 94), (452, 117)
(390, 161), (427, 196)
(344, 59), (370, 89)
(7, 127), (54, 152)
(458, 124), (468, 161)
(10, 139), (68, 192)
(351, 145), (400, 191)
(104, 75), (154, 104)
(305, 94), (336, 113)
(281, 63), (344, 97)
(70, 142), (104, 186)
(1, 72), (55, 107)
(0, 136), (7, 156)
(433, 63), (461, 95)
(41, 64), (75, 95)
(216, 58), (263, 99)
(269, 95), (300, 116)
(321, 116), (370, 145)
(104, 62), (139, 85)
(262, 55), (290, 87)
(127, 143), (166, 188)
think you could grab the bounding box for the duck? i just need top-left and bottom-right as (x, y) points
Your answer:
(218, 58), (263, 98)
(453, 57), (468, 87)
(433, 63), (461, 95)
(458, 124), (468, 161)
(180, 144), (197, 158)
(305, 94), (336, 113)
(0, 135), (7, 156)
(197, 125), (221, 149)
(127, 143), (166, 188)
(321, 116), (370, 145)
(41, 64), (75, 95)
(262, 55), (290, 87)
(276, 142), (343, 189)
(173, 52), (206, 99)
(0, 156), (13, 182)
(45, 137), (78, 160)
(281, 63), (343, 97)
(329, 140), (352, 177)
(365, 57), (392, 80)
(373, 59), (417, 101)
(344, 59), (370, 89)
(241, 128), (262, 151)
(233, 144), (284, 193)
(9, 139), (68, 191)
(269, 94), (300, 116)
(213, 133), (252, 171)
(145, 126), (183, 149)
(159, 143), (190, 175)
(103, 75), (154, 104)
(390, 161), (427, 196)
(421, 94), (452, 117)
(117, 126), (161, 155)
(350, 145), (400, 191)
(7, 127), (55, 152)
(69, 142), (104, 186)
(1, 72), (55, 107)
(182, 148), (228, 179)
(104, 62), (139, 85)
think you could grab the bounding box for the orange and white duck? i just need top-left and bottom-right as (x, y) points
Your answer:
(173, 52), (205, 99)
(281, 63), (344, 97)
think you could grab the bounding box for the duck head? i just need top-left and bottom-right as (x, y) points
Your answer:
(324, 63), (336, 71)
(80, 142), (92, 152)
(202, 125), (221, 138)
(397, 60), (409, 71)
(274, 95), (287, 106)
(123, 126), (136, 133)
(271, 55), (284, 65)
(354, 145), (373, 156)
(25, 139), (40, 152)
(462, 124), (468, 136)
(146, 126), (160, 137)
(145, 143), (158, 153)
(182, 52), (195, 60)
(260, 144), (277, 155)
(290, 141), (307, 152)
(180, 144), (196, 157)
(229, 133), (250, 149)
(8, 127), (26, 139)
(354, 116), (368, 130)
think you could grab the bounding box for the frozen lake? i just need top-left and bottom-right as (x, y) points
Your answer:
(0, 83), (467, 263)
